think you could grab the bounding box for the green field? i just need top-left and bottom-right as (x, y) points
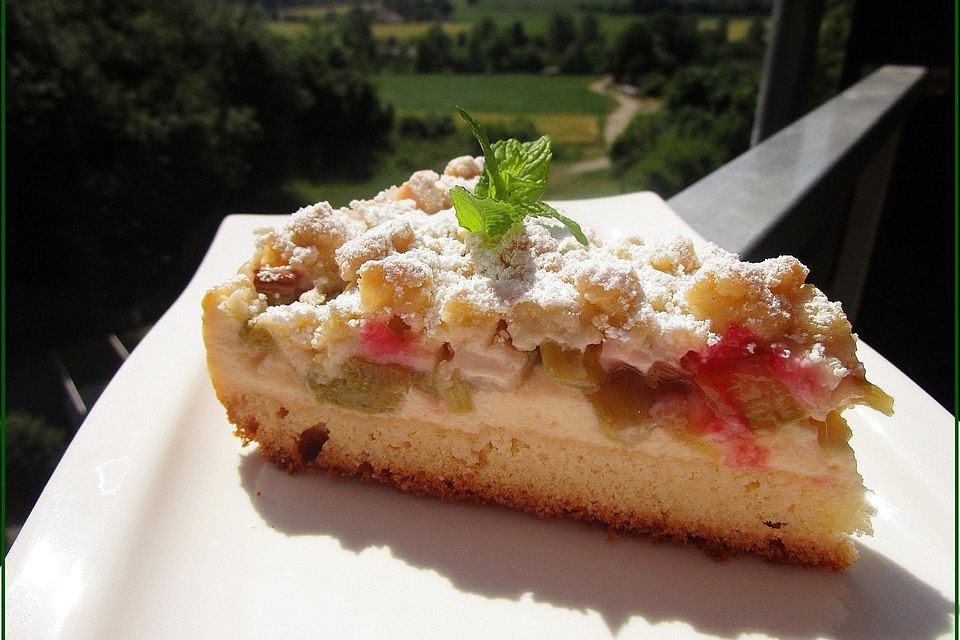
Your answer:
(277, 4), (357, 18)
(283, 73), (622, 208)
(374, 73), (613, 115)
(373, 21), (471, 39)
(267, 20), (310, 38)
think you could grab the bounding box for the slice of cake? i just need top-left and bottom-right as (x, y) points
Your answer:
(202, 121), (891, 569)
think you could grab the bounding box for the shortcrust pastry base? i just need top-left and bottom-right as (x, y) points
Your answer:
(224, 391), (861, 570)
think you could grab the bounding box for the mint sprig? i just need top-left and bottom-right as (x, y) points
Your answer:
(451, 107), (587, 246)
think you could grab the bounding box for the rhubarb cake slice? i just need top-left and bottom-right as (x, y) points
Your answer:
(203, 121), (891, 568)
(202, 163), (890, 568)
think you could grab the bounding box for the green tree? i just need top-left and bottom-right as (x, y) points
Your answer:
(561, 14), (607, 73)
(580, 14), (603, 45)
(715, 16), (731, 45)
(8, 0), (391, 345)
(509, 21), (528, 47)
(293, 27), (394, 176)
(664, 66), (713, 110)
(611, 21), (657, 84)
(618, 129), (726, 196)
(810, 3), (852, 107)
(745, 15), (766, 50)
(611, 61), (760, 196)
(560, 40), (594, 73)
(487, 30), (515, 72)
(384, 0), (453, 22)
(546, 13), (578, 56)
(339, 7), (376, 66)
(465, 18), (499, 72)
(416, 24), (454, 72)
(649, 12), (701, 71)
(612, 108), (725, 196)
(6, 413), (68, 520)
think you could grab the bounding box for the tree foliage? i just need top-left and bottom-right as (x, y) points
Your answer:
(606, 0), (772, 15)
(8, 0), (392, 342)
(383, 0), (453, 22)
(546, 13), (578, 56)
(416, 24), (455, 72)
(810, 3), (852, 108)
(5, 412), (68, 519)
(611, 21), (657, 84)
(611, 61), (760, 196)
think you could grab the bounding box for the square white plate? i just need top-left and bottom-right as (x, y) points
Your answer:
(6, 194), (956, 639)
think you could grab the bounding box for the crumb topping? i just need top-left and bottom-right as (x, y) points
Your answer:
(221, 157), (860, 383)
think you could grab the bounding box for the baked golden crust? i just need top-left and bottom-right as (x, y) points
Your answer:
(222, 391), (859, 570)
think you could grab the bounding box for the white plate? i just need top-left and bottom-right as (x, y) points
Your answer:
(6, 194), (956, 639)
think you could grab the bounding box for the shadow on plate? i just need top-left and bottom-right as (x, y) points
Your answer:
(238, 450), (953, 639)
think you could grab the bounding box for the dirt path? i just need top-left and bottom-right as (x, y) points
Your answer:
(590, 76), (643, 145)
(557, 77), (646, 176)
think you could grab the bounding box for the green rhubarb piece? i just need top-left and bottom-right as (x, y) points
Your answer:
(860, 382), (895, 416)
(816, 411), (854, 448)
(239, 322), (274, 351)
(415, 371), (474, 414)
(726, 373), (806, 430)
(540, 341), (604, 392)
(584, 367), (658, 444)
(308, 358), (413, 413)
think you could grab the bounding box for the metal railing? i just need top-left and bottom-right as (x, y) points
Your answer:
(668, 65), (927, 323)
(53, 334), (130, 430)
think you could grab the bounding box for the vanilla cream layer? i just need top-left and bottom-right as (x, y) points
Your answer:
(216, 318), (856, 482)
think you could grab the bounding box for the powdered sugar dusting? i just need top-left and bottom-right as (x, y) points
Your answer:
(218, 157), (859, 379)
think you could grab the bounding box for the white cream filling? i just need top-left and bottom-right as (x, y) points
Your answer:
(597, 337), (658, 374)
(447, 338), (531, 390)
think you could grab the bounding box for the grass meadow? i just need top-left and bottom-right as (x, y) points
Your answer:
(285, 71), (627, 208)
(373, 73), (613, 115)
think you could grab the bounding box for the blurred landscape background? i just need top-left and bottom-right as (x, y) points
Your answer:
(5, 0), (953, 545)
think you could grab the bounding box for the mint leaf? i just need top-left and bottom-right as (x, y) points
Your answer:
(492, 135), (552, 204)
(449, 185), (484, 233)
(456, 106), (507, 197)
(449, 186), (519, 240)
(453, 108), (588, 247)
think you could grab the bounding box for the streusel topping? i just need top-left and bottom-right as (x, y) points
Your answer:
(231, 158), (860, 382)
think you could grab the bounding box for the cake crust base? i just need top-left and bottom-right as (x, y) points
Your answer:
(224, 392), (860, 570)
